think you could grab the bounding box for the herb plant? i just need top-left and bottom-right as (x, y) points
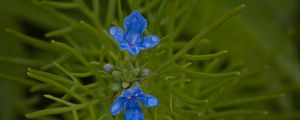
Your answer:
(1, 0), (300, 120)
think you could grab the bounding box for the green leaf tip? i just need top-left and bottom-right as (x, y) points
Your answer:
(45, 27), (74, 38)
(240, 4), (246, 8)
(80, 20), (85, 24)
(43, 94), (51, 98)
(26, 72), (31, 76)
(25, 113), (32, 118)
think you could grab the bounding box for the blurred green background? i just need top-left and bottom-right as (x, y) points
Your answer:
(1, 0), (300, 120)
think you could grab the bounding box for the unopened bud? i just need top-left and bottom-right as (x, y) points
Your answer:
(104, 64), (113, 72)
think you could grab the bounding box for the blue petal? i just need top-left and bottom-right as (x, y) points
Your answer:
(124, 10), (147, 34)
(119, 41), (130, 50)
(123, 86), (142, 98)
(123, 89), (134, 98)
(110, 96), (126, 116)
(139, 35), (160, 50)
(128, 45), (140, 55)
(131, 86), (142, 96)
(137, 93), (159, 108)
(124, 99), (144, 120)
(109, 26), (128, 50)
(109, 26), (125, 42)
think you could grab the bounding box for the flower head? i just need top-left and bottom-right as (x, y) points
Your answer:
(109, 10), (160, 55)
(110, 86), (159, 120)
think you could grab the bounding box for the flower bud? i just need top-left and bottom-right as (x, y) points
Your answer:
(133, 68), (141, 76)
(122, 82), (130, 89)
(112, 83), (121, 91)
(112, 71), (122, 78)
(104, 64), (113, 72)
(142, 69), (150, 76)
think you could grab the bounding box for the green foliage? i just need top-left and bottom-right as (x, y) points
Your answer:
(1, 0), (300, 120)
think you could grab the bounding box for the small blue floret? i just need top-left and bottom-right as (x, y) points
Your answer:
(137, 94), (159, 108)
(109, 10), (160, 55)
(110, 86), (159, 120)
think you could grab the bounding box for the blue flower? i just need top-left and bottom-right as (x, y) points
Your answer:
(109, 10), (160, 55)
(110, 86), (159, 120)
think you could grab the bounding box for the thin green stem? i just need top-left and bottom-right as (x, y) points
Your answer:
(51, 40), (91, 69)
(184, 50), (228, 61)
(44, 94), (74, 106)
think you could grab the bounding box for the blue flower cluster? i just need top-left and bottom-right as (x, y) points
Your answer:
(108, 10), (160, 120)
(110, 86), (159, 120)
(109, 10), (160, 55)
